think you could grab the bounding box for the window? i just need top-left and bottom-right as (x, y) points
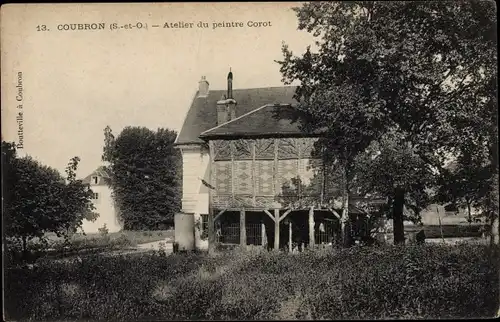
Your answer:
(92, 176), (99, 184)
(91, 192), (99, 200)
(201, 214), (209, 231)
(444, 204), (458, 212)
(201, 214), (209, 239)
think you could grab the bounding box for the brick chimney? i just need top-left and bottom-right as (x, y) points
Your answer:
(198, 76), (209, 97)
(216, 69), (237, 125)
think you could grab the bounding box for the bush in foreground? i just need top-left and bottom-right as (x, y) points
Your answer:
(4, 244), (499, 320)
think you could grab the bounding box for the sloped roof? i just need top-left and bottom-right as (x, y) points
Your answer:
(175, 86), (299, 145)
(81, 166), (111, 186)
(199, 104), (318, 139)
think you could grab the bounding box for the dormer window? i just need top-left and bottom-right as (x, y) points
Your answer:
(92, 176), (99, 184)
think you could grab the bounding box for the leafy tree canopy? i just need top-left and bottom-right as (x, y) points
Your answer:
(2, 141), (95, 251)
(102, 126), (182, 230)
(277, 1), (497, 243)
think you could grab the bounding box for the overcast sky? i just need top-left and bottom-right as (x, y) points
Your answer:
(1, 2), (315, 177)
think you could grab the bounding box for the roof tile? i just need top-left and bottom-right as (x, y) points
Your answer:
(199, 104), (311, 139)
(175, 86), (298, 144)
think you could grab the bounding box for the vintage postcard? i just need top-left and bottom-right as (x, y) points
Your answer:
(1, 2), (498, 320)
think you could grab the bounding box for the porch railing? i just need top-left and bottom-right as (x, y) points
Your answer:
(216, 223), (263, 245)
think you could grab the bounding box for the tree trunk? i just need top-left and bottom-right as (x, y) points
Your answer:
(490, 212), (499, 246)
(497, 216), (500, 246)
(392, 188), (405, 245)
(488, 133), (499, 245)
(493, 173), (499, 245)
(467, 201), (472, 226)
(340, 165), (350, 247)
(341, 195), (350, 247)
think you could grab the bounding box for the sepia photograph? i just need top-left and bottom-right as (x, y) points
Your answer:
(1, 1), (498, 320)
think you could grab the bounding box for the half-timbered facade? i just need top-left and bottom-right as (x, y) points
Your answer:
(174, 71), (372, 251)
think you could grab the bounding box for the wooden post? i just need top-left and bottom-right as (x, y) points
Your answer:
(273, 139), (278, 196)
(240, 208), (246, 249)
(289, 221), (293, 253)
(208, 207), (215, 253)
(261, 222), (266, 247)
(309, 206), (315, 249)
(274, 209), (280, 251)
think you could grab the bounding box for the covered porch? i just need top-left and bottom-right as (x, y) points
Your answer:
(207, 207), (362, 251)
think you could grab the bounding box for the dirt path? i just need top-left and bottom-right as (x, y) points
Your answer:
(106, 238), (174, 257)
(136, 238), (173, 250)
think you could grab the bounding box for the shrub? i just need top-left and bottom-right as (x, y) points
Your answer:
(98, 224), (109, 236)
(156, 242), (167, 257)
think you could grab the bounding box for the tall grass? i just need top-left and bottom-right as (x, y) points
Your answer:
(4, 244), (499, 320)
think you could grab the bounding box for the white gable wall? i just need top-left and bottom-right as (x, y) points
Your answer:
(179, 144), (210, 250)
(80, 184), (122, 234)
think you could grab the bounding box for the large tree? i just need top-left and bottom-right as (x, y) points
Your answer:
(353, 130), (435, 240)
(277, 1), (497, 244)
(102, 126), (182, 230)
(435, 147), (491, 224)
(2, 142), (95, 254)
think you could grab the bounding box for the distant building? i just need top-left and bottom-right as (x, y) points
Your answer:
(420, 203), (483, 225)
(79, 166), (122, 234)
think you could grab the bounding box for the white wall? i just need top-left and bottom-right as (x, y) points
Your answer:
(80, 185), (122, 234)
(180, 145), (210, 214)
(420, 204), (482, 225)
(179, 145), (211, 250)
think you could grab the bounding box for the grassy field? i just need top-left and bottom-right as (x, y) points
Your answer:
(6, 230), (175, 263)
(42, 229), (174, 245)
(4, 243), (499, 320)
(69, 230), (174, 245)
(403, 223), (486, 238)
